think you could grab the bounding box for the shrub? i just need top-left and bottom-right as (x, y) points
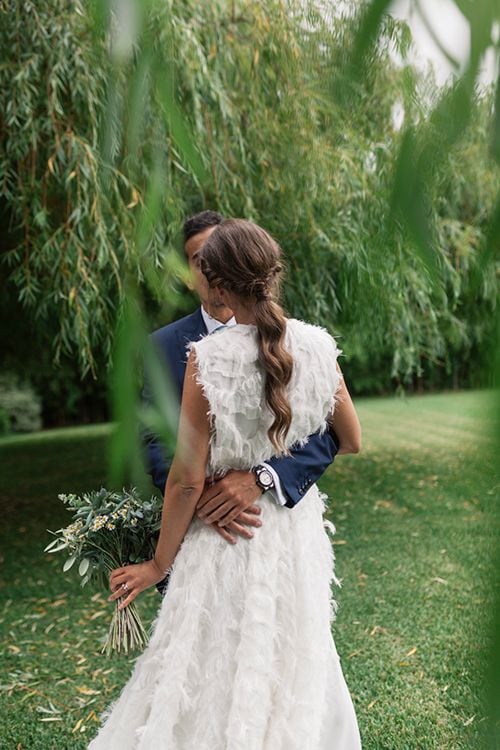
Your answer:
(0, 407), (10, 436)
(0, 374), (42, 433)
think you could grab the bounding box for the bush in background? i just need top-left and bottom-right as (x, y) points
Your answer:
(0, 373), (42, 434)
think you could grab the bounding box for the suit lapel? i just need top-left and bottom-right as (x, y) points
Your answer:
(176, 307), (207, 364)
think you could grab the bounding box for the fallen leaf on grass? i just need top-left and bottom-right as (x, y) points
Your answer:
(348, 650), (362, 659)
(405, 646), (417, 657)
(49, 599), (68, 608)
(374, 499), (395, 510)
(431, 577), (448, 585)
(76, 686), (101, 695)
(36, 701), (61, 714)
(39, 717), (63, 722)
(357, 573), (368, 588)
(463, 715), (475, 726)
(369, 625), (387, 636)
(75, 695), (99, 709)
(55, 677), (73, 686)
(19, 690), (40, 703)
(367, 699), (378, 710)
(72, 718), (84, 733)
(89, 610), (107, 620)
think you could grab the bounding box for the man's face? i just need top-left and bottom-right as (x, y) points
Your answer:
(185, 226), (231, 316)
(185, 227), (215, 310)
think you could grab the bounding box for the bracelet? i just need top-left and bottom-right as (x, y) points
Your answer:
(152, 556), (170, 578)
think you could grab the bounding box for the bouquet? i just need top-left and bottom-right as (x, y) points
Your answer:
(44, 487), (163, 655)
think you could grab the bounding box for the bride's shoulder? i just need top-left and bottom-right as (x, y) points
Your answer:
(285, 317), (341, 353)
(188, 324), (259, 371)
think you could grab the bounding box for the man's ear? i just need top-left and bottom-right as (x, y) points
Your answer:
(213, 285), (227, 304)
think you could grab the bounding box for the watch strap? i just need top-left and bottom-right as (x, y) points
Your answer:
(254, 464), (275, 491)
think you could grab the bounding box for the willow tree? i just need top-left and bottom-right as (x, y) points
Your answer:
(1, 0), (497, 394)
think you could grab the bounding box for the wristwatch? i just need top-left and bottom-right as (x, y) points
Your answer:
(253, 465), (275, 493)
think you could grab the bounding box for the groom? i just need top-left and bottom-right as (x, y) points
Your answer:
(142, 210), (340, 595)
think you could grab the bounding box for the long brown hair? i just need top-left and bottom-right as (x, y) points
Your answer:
(200, 219), (293, 453)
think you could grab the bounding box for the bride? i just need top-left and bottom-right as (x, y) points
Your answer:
(88, 219), (362, 749)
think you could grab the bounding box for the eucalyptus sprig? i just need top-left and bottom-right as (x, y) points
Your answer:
(44, 487), (163, 655)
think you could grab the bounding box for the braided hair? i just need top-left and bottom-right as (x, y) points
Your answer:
(200, 219), (293, 453)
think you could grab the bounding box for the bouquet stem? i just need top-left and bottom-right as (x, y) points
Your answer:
(102, 601), (149, 656)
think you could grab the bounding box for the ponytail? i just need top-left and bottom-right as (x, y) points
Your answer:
(254, 297), (293, 453)
(199, 218), (294, 453)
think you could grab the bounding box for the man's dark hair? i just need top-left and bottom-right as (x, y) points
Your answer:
(183, 210), (224, 244)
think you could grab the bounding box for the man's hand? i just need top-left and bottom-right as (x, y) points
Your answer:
(197, 470), (263, 525)
(209, 507), (262, 544)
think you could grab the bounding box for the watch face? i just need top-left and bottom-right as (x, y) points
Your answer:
(258, 468), (273, 489)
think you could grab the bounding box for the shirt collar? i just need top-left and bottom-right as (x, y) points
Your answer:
(201, 306), (237, 334)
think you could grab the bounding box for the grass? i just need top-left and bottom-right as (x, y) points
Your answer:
(0, 389), (498, 749)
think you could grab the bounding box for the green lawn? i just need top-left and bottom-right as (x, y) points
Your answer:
(0, 390), (498, 749)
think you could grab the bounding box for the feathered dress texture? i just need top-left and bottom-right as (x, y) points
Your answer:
(88, 319), (362, 749)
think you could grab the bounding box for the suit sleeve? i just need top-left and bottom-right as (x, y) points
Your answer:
(266, 428), (339, 508)
(140, 345), (174, 496)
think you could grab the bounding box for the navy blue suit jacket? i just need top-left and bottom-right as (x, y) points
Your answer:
(142, 307), (339, 508)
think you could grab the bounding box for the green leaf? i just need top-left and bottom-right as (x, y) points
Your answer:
(78, 558), (90, 576)
(63, 556), (76, 572)
(45, 542), (68, 554)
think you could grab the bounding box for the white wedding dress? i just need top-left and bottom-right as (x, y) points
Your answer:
(88, 318), (362, 750)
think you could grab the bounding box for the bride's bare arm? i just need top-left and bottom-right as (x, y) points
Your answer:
(329, 363), (362, 455)
(108, 351), (210, 610)
(152, 350), (210, 574)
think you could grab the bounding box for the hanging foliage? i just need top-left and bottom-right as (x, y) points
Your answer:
(0, 0), (498, 391)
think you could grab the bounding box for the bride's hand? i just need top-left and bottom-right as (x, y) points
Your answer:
(108, 560), (165, 611)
